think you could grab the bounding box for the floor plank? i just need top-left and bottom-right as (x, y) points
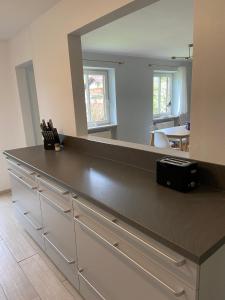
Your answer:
(0, 194), (81, 300)
(0, 197), (37, 262)
(23, 231), (66, 282)
(0, 212), (38, 262)
(0, 194), (65, 281)
(0, 285), (7, 300)
(20, 254), (75, 300)
(63, 280), (82, 300)
(0, 240), (39, 300)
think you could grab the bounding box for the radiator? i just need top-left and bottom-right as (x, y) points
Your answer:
(91, 130), (112, 139)
(155, 120), (175, 130)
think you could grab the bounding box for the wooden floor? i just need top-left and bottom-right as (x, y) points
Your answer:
(0, 192), (82, 300)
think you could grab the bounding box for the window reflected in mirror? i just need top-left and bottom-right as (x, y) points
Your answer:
(84, 69), (110, 127)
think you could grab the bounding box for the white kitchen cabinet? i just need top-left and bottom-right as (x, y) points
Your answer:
(8, 168), (44, 249)
(38, 179), (79, 289)
(13, 202), (44, 249)
(7, 157), (36, 182)
(78, 269), (106, 300)
(9, 171), (41, 225)
(73, 196), (198, 290)
(74, 215), (196, 300)
(6, 158), (225, 300)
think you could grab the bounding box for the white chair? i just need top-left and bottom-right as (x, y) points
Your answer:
(149, 124), (157, 145)
(178, 114), (190, 150)
(154, 132), (171, 149)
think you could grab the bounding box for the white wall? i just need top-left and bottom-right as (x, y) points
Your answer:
(190, 0), (225, 165)
(0, 41), (27, 191)
(0, 29), (33, 191)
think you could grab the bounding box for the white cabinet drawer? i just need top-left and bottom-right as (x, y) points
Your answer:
(78, 269), (106, 300)
(75, 216), (197, 300)
(7, 158), (36, 182)
(44, 233), (79, 289)
(40, 191), (76, 260)
(9, 170), (42, 228)
(40, 191), (78, 288)
(37, 176), (71, 206)
(73, 196), (198, 289)
(13, 202), (44, 249)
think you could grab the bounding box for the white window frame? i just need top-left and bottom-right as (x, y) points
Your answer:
(153, 71), (173, 119)
(84, 68), (110, 128)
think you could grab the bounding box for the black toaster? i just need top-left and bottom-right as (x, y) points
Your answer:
(156, 157), (199, 192)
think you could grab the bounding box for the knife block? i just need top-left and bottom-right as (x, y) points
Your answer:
(42, 129), (60, 150)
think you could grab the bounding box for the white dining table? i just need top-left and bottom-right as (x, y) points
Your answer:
(151, 125), (190, 150)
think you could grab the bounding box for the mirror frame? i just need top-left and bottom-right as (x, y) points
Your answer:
(67, 0), (191, 159)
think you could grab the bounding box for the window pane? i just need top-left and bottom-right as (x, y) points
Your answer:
(153, 73), (172, 117)
(153, 76), (160, 116)
(88, 74), (107, 123)
(167, 77), (172, 114)
(83, 75), (91, 123)
(161, 76), (172, 115)
(160, 76), (168, 114)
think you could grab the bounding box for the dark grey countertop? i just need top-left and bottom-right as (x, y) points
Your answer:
(4, 145), (225, 264)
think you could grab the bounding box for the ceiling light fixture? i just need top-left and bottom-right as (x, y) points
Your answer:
(171, 43), (193, 60)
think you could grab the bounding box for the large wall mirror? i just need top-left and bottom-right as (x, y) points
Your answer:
(69, 0), (194, 156)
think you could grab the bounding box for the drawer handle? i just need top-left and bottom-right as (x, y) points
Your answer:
(7, 159), (20, 168)
(42, 233), (75, 264)
(18, 165), (35, 176)
(112, 243), (185, 297)
(74, 216), (185, 298)
(14, 202), (27, 215)
(37, 176), (69, 195)
(23, 212), (42, 231)
(73, 198), (185, 267)
(7, 158), (35, 175)
(14, 203), (42, 231)
(78, 269), (106, 300)
(39, 191), (71, 214)
(8, 169), (37, 190)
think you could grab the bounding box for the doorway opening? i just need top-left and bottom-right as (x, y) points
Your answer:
(16, 61), (42, 146)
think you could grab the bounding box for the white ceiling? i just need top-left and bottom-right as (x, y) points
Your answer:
(0, 0), (61, 40)
(82, 0), (194, 59)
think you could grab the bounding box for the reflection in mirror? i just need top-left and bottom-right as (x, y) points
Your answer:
(81, 0), (193, 153)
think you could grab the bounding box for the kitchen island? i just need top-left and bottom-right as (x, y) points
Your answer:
(4, 140), (225, 300)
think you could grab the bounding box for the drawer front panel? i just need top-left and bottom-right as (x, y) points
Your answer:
(37, 176), (71, 209)
(79, 270), (106, 300)
(75, 216), (197, 300)
(40, 191), (78, 288)
(9, 171), (42, 228)
(40, 192), (76, 261)
(7, 158), (36, 182)
(13, 202), (44, 249)
(44, 233), (79, 289)
(73, 197), (198, 289)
